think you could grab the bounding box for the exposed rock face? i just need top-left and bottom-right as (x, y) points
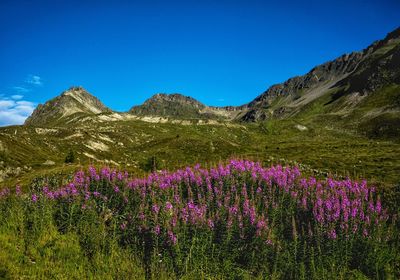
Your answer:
(130, 93), (206, 118)
(241, 27), (400, 121)
(130, 93), (241, 120)
(240, 109), (270, 122)
(248, 52), (365, 109)
(25, 86), (111, 126)
(332, 42), (400, 97)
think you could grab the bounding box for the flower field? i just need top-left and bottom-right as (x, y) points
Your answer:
(0, 160), (399, 279)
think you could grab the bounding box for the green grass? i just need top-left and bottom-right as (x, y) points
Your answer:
(1, 115), (399, 189)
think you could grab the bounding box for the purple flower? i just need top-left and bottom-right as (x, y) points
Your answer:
(229, 205), (238, 215)
(152, 204), (160, 214)
(165, 201), (173, 211)
(375, 200), (382, 214)
(31, 194), (38, 202)
(207, 218), (215, 229)
(328, 229), (337, 239)
(154, 225), (161, 235)
(168, 230), (177, 245)
(139, 212), (146, 220)
(15, 185), (22, 196)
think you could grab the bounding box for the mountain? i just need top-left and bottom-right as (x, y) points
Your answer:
(24, 27), (400, 130)
(129, 93), (242, 120)
(22, 27), (400, 136)
(25, 86), (111, 126)
(130, 93), (206, 118)
(25, 89), (242, 126)
(240, 28), (400, 129)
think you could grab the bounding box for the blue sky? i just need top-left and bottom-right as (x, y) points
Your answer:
(0, 0), (399, 126)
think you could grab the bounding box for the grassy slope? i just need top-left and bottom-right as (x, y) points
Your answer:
(1, 114), (399, 189)
(1, 87), (400, 187)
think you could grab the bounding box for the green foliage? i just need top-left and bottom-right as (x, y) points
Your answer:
(64, 150), (75, 164)
(140, 155), (162, 172)
(0, 150), (7, 162)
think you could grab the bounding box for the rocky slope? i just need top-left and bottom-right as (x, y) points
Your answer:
(130, 93), (243, 120)
(241, 27), (400, 121)
(24, 86), (111, 126)
(130, 93), (206, 118)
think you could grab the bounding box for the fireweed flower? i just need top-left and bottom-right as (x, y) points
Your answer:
(328, 229), (337, 239)
(375, 200), (382, 214)
(168, 230), (177, 245)
(154, 225), (161, 235)
(207, 218), (215, 229)
(15, 185), (22, 196)
(22, 161), (388, 246)
(152, 204), (160, 214)
(165, 201), (173, 211)
(0, 188), (10, 199)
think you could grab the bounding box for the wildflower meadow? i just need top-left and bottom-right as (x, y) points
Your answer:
(0, 160), (399, 279)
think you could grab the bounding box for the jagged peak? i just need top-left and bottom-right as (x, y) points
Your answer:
(61, 86), (92, 98)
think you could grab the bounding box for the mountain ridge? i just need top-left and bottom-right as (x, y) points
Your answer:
(24, 27), (400, 127)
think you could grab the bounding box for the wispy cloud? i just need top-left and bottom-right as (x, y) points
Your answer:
(12, 86), (31, 93)
(217, 98), (225, 102)
(0, 100), (15, 109)
(11, 94), (24, 100)
(0, 95), (36, 126)
(10, 74), (44, 95)
(26, 74), (43, 86)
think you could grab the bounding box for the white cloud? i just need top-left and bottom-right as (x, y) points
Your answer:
(0, 100), (15, 109)
(26, 75), (43, 86)
(0, 96), (36, 127)
(16, 100), (35, 106)
(12, 86), (31, 93)
(11, 94), (23, 100)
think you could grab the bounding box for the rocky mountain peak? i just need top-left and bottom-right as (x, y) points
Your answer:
(144, 93), (205, 108)
(129, 93), (207, 118)
(59, 86), (109, 114)
(24, 86), (110, 126)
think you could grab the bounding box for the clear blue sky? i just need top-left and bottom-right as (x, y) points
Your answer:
(0, 0), (399, 125)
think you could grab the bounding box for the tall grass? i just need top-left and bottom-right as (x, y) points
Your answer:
(0, 160), (398, 279)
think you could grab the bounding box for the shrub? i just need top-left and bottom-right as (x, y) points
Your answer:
(65, 150), (75, 164)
